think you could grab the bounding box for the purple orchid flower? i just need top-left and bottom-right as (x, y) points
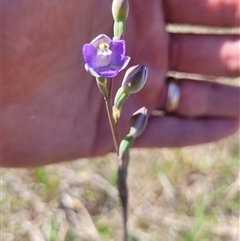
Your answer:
(82, 34), (131, 78)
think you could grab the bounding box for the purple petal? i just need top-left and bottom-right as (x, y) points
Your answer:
(118, 56), (131, 71)
(97, 66), (120, 78)
(91, 34), (112, 48)
(87, 66), (101, 77)
(110, 40), (126, 64)
(110, 56), (131, 71)
(96, 56), (130, 78)
(82, 44), (97, 68)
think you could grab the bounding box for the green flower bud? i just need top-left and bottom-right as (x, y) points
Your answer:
(122, 65), (148, 94)
(112, 0), (129, 21)
(127, 107), (148, 138)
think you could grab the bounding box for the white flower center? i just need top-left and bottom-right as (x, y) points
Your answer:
(96, 42), (112, 67)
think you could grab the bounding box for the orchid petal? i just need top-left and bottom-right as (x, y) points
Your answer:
(87, 66), (101, 77)
(97, 66), (120, 78)
(118, 56), (131, 71)
(83, 34), (130, 78)
(82, 44), (97, 68)
(91, 34), (112, 49)
(110, 40), (125, 64)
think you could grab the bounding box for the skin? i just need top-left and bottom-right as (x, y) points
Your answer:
(2, 0), (240, 167)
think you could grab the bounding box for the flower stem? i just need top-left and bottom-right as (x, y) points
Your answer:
(118, 152), (129, 241)
(104, 78), (120, 153)
(105, 78), (129, 241)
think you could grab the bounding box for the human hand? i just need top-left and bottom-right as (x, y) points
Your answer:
(2, 0), (239, 167)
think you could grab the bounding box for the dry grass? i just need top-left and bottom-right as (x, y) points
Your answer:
(1, 132), (239, 241)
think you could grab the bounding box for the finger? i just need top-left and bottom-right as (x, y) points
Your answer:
(163, 0), (240, 27)
(135, 116), (239, 148)
(169, 34), (240, 77)
(159, 78), (240, 118)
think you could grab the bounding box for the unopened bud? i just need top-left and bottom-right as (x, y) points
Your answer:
(112, 0), (129, 38)
(122, 65), (148, 94)
(127, 107), (148, 138)
(112, 0), (129, 21)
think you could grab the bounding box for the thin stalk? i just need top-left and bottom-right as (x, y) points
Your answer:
(104, 78), (120, 153)
(105, 78), (129, 240)
(104, 97), (120, 153)
(118, 153), (129, 241)
(107, 77), (114, 98)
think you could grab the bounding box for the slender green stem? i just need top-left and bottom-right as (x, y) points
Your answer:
(105, 97), (120, 153)
(107, 77), (113, 98)
(118, 152), (129, 241)
(104, 78), (120, 153)
(104, 78), (128, 240)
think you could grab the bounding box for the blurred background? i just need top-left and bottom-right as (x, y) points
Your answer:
(1, 25), (239, 241)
